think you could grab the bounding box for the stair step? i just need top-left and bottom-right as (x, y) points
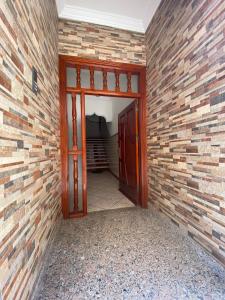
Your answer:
(87, 166), (109, 170)
(87, 158), (108, 161)
(87, 151), (107, 154)
(86, 141), (106, 143)
(87, 154), (107, 156)
(87, 161), (109, 165)
(87, 146), (106, 148)
(87, 144), (105, 146)
(86, 137), (109, 170)
(87, 147), (106, 149)
(87, 146), (105, 149)
(86, 138), (105, 141)
(87, 152), (107, 157)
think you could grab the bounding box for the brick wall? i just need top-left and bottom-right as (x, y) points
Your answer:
(146, 0), (225, 265)
(59, 19), (146, 65)
(0, 0), (60, 299)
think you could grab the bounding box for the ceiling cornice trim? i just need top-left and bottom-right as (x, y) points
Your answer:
(58, 5), (145, 33)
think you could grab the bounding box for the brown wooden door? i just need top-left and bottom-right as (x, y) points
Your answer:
(118, 101), (139, 204)
(60, 56), (147, 218)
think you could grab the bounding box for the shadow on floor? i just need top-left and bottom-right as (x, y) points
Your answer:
(34, 205), (225, 300)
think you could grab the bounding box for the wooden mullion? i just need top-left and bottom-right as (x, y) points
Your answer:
(115, 71), (120, 92)
(127, 72), (132, 92)
(73, 155), (79, 213)
(81, 92), (87, 215)
(69, 211), (85, 218)
(68, 150), (82, 155)
(72, 93), (78, 150)
(90, 67), (95, 89)
(103, 70), (108, 90)
(76, 66), (81, 88)
(71, 93), (79, 212)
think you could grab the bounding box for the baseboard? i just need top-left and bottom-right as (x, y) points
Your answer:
(107, 169), (119, 180)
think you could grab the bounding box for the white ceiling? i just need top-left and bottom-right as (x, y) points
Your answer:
(56, 0), (161, 33)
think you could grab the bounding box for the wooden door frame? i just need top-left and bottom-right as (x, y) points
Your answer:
(59, 55), (147, 219)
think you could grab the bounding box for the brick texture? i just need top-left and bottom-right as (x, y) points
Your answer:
(146, 0), (225, 265)
(0, 0), (60, 299)
(59, 19), (146, 65)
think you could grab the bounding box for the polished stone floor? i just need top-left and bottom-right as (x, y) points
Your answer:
(87, 171), (134, 212)
(34, 206), (225, 300)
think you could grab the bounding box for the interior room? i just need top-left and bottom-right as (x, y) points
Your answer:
(85, 95), (135, 212)
(1, 0), (225, 299)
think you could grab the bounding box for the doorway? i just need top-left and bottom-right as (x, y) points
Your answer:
(85, 95), (137, 212)
(59, 55), (147, 218)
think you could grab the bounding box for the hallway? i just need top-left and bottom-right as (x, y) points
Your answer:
(1, 1), (225, 298)
(34, 206), (225, 300)
(87, 171), (135, 212)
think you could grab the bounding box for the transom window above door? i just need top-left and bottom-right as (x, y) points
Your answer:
(66, 63), (140, 96)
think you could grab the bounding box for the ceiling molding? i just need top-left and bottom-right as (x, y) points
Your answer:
(58, 5), (145, 33)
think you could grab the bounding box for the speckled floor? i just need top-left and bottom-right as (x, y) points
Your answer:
(34, 205), (225, 300)
(87, 171), (134, 212)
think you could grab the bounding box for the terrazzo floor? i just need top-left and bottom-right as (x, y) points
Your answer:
(87, 171), (134, 212)
(34, 205), (225, 300)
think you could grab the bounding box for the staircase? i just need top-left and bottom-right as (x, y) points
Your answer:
(86, 138), (109, 171)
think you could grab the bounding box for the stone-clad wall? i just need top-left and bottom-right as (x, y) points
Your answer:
(0, 1), (60, 299)
(146, 0), (225, 264)
(59, 20), (146, 65)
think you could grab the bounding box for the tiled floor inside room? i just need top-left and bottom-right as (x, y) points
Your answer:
(34, 205), (225, 300)
(87, 171), (134, 212)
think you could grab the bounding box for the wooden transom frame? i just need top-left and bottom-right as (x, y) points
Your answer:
(59, 55), (147, 219)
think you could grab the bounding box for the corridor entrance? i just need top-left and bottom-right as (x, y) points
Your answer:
(85, 95), (137, 212)
(59, 55), (147, 218)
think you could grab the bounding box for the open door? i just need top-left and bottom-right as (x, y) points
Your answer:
(60, 56), (147, 218)
(118, 101), (139, 204)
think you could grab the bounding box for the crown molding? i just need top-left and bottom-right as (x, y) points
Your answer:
(58, 5), (145, 33)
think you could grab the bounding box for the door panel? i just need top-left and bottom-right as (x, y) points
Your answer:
(118, 101), (139, 204)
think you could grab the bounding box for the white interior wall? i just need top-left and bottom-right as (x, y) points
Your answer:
(85, 96), (113, 122)
(85, 96), (133, 136)
(108, 99), (133, 135)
